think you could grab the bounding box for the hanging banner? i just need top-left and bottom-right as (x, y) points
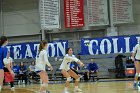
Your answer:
(110, 0), (133, 24)
(87, 0), (109, 26)
(64, 0), (84, 28)
(80, 35), (140, 55)
(39, 0), (60, 29)
(7, 41), (68, 59)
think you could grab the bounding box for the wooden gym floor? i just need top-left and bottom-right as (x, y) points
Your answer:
(1, 79), (139, 93)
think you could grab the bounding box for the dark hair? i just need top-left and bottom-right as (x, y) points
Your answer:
(0, 36), (8, 47)
(31, 61), (35, 65)
(66, 47), (72, 54)
(39, 40), (47, 53)
(20, 62), (24, 66)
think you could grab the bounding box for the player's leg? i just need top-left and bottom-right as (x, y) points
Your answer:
(87, 70), (90, 80)
(38, 71), (49, 93)
(68, 69), (82, 92)
(61, 69), (71, 93)
(10, 82), (15, 91)
(137, 61), (140, 91)
(9, 71), (15, 91)
(134, 61), (139, 89)
(0, 69), (4, 92)
(95, 70), (99, 81)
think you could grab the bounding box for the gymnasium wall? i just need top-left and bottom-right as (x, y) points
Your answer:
(1, 0), (140, 41)
(2, 0), (40, 36)
(1, 0), (140, 78)
(0, 0), (3, 35)
(118, 0), (140, 35)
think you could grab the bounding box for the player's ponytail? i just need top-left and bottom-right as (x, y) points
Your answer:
(0, 36), (8, 47)
(39, 40), (47, 53)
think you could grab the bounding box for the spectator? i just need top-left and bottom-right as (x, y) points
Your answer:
(70, 61), (80, 75)
(18, 62), (28, 84)
(87, 59), (99, 81)
(115, 54), (126, 78)
(29, 61), (38, 83)
(13, 62), (19, 76)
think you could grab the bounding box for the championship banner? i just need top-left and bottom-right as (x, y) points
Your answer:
(39, 0), (60, 29)
(7, 41), (68, 59)
(64, 0), (84, 28)
(87, 0), (109, 26)
(110, 0), (133, 24)
(80, 35), (140, 55)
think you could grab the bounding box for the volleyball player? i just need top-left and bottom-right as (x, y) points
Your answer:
(60, 47), (84, 93)
(0, 36), (14, 92)
(132, 39), (140, 90)
(3, 51), (15, 91)
(35, 40), (53, 93)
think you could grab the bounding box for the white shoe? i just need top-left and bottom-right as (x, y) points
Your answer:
(39, 91), (45, 93)
(42, 91), (46, 93)
(18, 81), (20, 84)
(64, 90), (69, 93)
(11, 87), (15, 91)
(23, 80), (25, 84)
(74, 88), (82, 92)
(40, 90), (50, 93)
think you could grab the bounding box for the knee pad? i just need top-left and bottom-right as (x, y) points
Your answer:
(67, 77), (72, 82)
(75, 78), (80, 81)
(135, 73), (139, 77)
(41, 83), (48, 88)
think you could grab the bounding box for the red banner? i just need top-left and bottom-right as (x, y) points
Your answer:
(64, 0), (84, 28)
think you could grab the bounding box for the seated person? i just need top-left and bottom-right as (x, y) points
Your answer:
(70, 61), (81, 81)
(18, 62), (28, 84)
(13, 62), (19, 76)
(87, 59), (99, 81)
(29, 61), (38, 82)
(70, 61), (80, 74)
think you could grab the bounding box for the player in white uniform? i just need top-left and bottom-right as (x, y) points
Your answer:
(60, 47), (84, 93)
(35, 40), (53, 93)
(132, 39), (140, 90)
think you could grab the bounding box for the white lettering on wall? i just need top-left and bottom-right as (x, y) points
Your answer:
(136, 37), (140, 44)
(124, 37), (130, 53)
(112, 38), (123, 53)
(6, 46), (11, 52)
(25, 44), (33, 58)
(57, 42), (66, 56)
(88, 40), (99, 55)
(100, 39), (111, 54)
(34, 44), (39, 56)
(13, 45), (22, 59)
(48, 43), (55, 57)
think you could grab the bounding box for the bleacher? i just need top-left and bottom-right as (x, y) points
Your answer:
(13, 54), (125, 84)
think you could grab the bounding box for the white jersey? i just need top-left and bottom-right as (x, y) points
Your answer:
(60, 54), (79, 71)
(132, 44), (140, 60)
(35, 49), (51, 71)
